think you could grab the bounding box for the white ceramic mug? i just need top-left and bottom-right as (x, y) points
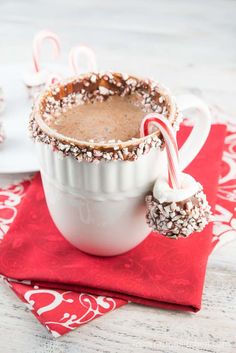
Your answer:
(31, 73), (211, 256)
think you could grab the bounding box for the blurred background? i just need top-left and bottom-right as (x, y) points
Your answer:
(0, 0), (235, 115)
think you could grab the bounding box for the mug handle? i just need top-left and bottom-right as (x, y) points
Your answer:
(176, 94), (211, 171)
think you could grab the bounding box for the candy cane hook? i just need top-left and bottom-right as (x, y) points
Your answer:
(32, 30), (60, 73)
(69, 45), (97, 74)
(140, 113), (181, 189)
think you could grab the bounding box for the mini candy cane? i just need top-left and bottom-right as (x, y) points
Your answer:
(69, 45), (97, 74)
(33, 30), (60, 73)
(140, 113), (181, 189)
(24, 30), (61, 99)
(140, 113), (211, 238)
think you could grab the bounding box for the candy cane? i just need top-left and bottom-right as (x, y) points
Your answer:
(140, 113), (181, 189)
(32, 30), (60, 73)
(69, 45), (97, 74)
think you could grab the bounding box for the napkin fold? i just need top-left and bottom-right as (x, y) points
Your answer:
(0, 125), (226, 321)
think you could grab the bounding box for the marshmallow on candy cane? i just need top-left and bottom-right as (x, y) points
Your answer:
(24, 30), (61, 99)
(69, 45), (97, 75)
(140, 113), (211, 239)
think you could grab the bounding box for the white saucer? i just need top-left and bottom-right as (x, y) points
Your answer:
(0, 63), (69, 173)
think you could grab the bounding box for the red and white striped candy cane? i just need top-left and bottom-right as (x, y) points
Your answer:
(33, 30), (60, 73)
(69, 45), (97, 74)
(140, 113), (181, 189)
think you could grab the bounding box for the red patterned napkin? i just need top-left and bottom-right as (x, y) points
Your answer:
(0, 125), (229, 337)
(6, 280), (125, 338)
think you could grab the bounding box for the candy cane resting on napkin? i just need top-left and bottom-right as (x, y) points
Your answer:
(69, 45), (97, 74)
(23, 30), (61, 99)
(140, 113), (211, 238)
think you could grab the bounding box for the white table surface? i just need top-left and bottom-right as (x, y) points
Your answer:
(0, 1), (235, 352)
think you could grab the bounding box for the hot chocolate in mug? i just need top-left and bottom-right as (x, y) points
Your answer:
(30, 72), (211, 256)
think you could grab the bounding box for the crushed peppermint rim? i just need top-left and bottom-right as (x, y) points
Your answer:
(145, 185), (212, 239)
(29, 72), (182, 163)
